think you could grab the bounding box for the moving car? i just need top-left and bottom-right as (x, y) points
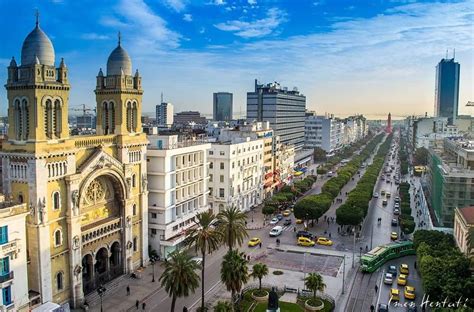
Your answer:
(296, 231), (313, 239)
(391, 232), (398, 240)
(383, 200), (388, 206)
(404, 286), (416, 300)
(373, 192), (379, 198)
(386, 192), (391, 198)
(270, 217), (279, 224)
(295, 219), (303, 224)
(390, 288), (400, 301)
(397, 274), (407, 286)
(316, 237), (333, 246)
(282, 210), (291, 217)
(248, 237), (261, 247)
(387, 265), (397, 277)
(400, 263), (409, 275)
(276, 214), (284, 220)
(327, 171), (334, 177)
(381, 190), (386, 196)
(269, 226), (283, 237)
(283, 219), (292, 226)
(377, 303), (389, 312)
(391, 218), (398, 226)
(297, 237), (315, 247)
(383, 273), (393, 285)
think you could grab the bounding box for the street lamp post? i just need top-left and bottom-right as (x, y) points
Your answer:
(150, 255), (158, 282)
(97, 285), (106, 312)
(342, 255), (346, 295)
(352, 228), (356, 268)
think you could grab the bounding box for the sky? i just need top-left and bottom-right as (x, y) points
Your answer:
(0, 0), (473, 119)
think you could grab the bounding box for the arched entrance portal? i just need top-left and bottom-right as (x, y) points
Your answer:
(80, 173), (127, 295)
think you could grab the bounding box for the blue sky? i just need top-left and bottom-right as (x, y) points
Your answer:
(0, 0), (472, 119)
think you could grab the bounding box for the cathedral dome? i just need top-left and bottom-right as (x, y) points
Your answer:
(21, 22), (55, 66)
(106, 36), (132, 76)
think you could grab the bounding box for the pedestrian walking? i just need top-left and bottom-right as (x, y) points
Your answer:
(370, 304), (375, 312)
(126, 285), (130, 296)
(414, 261), (417, 269)
(142, 302), (146, 310)
(183, 307), (188, 312)
(135, 300), (139, 310)
(324, 215), (327, 221)
(259, 242), (262, 248)
(247, 255), (251, 261)
(329, 232), (331, 238)
(375, 284), (378, 293)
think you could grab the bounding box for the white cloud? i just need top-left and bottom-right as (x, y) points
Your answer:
(81, 33), (110, 40)
(213, 0), (226, 5)
(164, 0), (186, 12)
(199, 27), (206, 34)
(248, 0), (257, 4)
(214, 8), (287, 38)
(183, 14), (193, 22)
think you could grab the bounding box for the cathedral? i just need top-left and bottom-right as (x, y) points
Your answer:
(1, 16), (149, 308)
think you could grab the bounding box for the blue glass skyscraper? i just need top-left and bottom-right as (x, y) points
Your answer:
(434, 58), (460, 125)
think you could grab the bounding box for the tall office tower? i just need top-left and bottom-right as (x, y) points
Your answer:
(213, 92), (233, 121)
(435, 56), (460, 125)
(156, 102), (174, 127)
(247, 80), (306, 150)
(386, 112), (392, 133)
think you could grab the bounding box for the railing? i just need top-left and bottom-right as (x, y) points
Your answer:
(0, 271), (14, 283)
(1, 239), (20, 255)
(74, 135), (117, 148)
(82, 218), (122, 244)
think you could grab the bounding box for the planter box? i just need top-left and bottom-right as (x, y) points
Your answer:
(305, 299), (324, 311)
(252, 290), (269, 303)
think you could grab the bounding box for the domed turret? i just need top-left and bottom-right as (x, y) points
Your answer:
(106, 33), (132, 76)
(10, 57), (17, 67)
(20, 14), (55, 66)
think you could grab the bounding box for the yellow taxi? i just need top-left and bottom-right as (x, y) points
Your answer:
(397, 274), (407, 286)
(283, 210), (291, 217)
(390, 288), (400, 301)
(296, 219), (303, 224)
(248, 237), (261, 247)
(390, 232), (398, 240)
(400, 264), (409, 275)
(316, 237), (333, 246)
(404, 286), (416, 300)
(297, 237), (315, 247)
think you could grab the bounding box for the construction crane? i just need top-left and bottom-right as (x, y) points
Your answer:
(69, 104), (96, 116)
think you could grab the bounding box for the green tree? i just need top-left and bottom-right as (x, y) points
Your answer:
(313, 147), (327, 161)
(304, 273), (326, 303)
(414, 147), (429, 166)
(159, 250), (200, 312)
(217, 206), (248, 252)
(262, 204), (275, 216)
(213, 301), (233, 312)
(250, 263), (269, 291)
(220, 250), (249, 311)
(186, 212), (222, 311)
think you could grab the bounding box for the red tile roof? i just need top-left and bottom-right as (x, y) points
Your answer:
(459, 206), (474, 224)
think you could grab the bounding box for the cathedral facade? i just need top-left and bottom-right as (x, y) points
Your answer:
(1, 18), (148, 308)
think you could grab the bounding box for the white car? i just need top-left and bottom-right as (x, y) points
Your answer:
(384, 273), (393, 285)
(373, 192), (379, 198)
(393, 208), (400, 215)
(270, 217), (279, 225)
(191, 257), (203, 266)
(269, 226), (283, 237)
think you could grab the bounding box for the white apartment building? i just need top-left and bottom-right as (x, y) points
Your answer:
(155, 102), (174, 128)
(305, 115), (344, 156)
(147, 135), (211, 258)
(344, 115), (368, 144)
(0, 195), (29, 312)
(208, 137), (265, 214)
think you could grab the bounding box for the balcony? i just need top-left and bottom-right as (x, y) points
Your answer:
(0, 271), (14, 283)
(81, 217), (122, 245)
(0, 239), (20, 257)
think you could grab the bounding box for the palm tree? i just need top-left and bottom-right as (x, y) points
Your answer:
(304, 273), (326, 303)
(213, 301), (233, 312)
(159, 250), (200, 312)
(217, 205), (248, 252)
(186, 212), (222, 311)
(221, 250), (249, 311)
(250, 263), (269, 291)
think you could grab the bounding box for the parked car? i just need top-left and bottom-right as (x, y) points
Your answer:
(295, 219), (303, 224)
(391, 218), (398, 226)
(378, 303), (389, 312)
(269, 226), (283, 237)
(373, 192), (379, 198)
(391, 231), (398, 240)
(270, 217), (279, 224)
(393, 208), (400, 215)
(191, 257), (203, 266)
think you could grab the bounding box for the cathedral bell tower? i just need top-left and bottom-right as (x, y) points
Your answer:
(95, 33), (143, 136)
(5, 14), (70, 143)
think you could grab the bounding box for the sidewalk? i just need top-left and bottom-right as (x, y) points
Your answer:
(87, 263), (165, 312)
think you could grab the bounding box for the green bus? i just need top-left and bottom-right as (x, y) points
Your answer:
(360, 241), (415, 273)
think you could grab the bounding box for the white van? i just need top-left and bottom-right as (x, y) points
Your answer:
(269, 226), (283, 237)
(327, 171), (334, 177)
